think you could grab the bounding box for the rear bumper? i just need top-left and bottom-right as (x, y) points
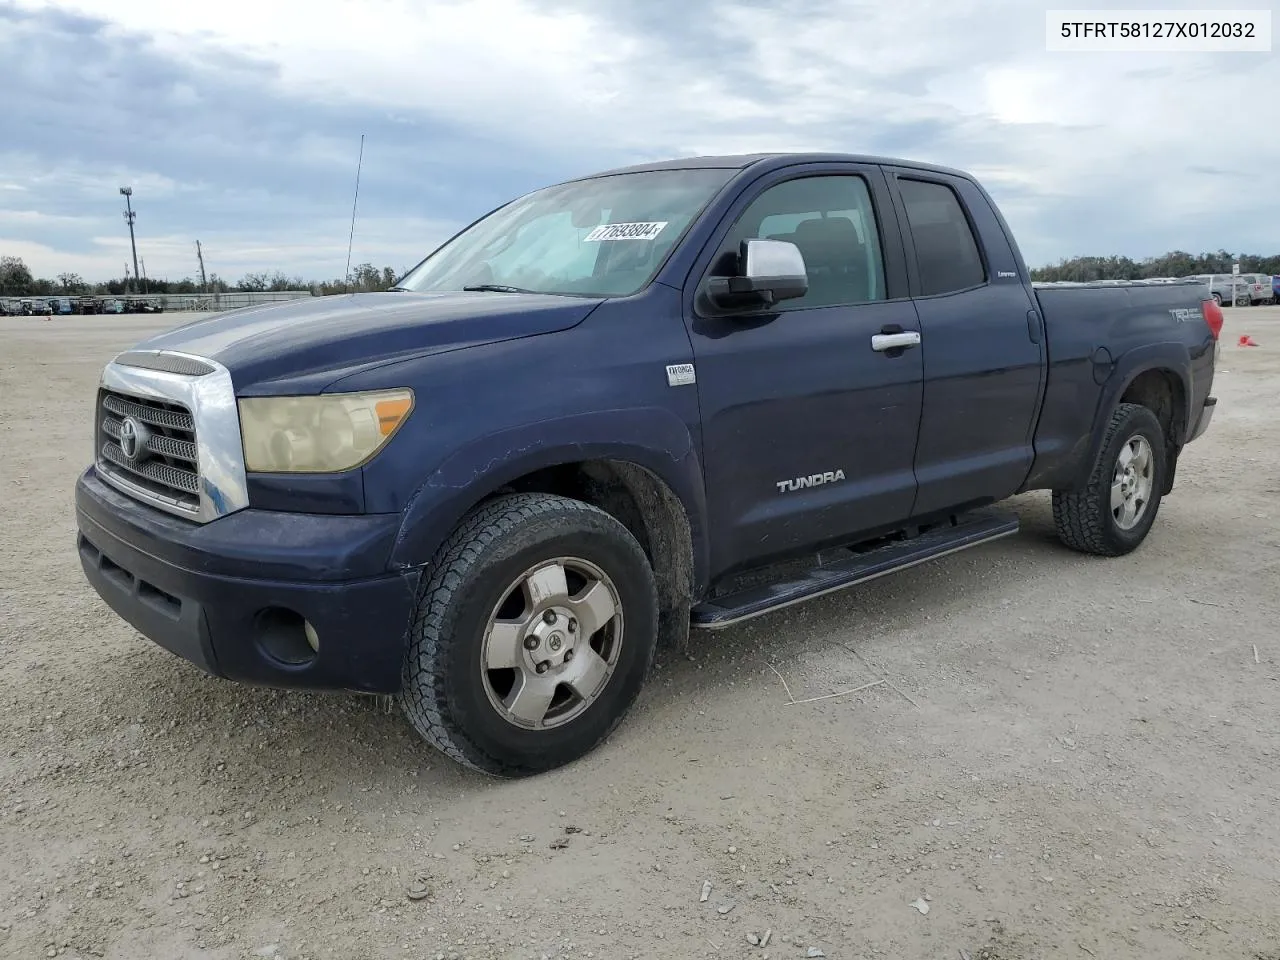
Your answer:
(1188, 396), (1217, 443)
(75, 467), (420, 693)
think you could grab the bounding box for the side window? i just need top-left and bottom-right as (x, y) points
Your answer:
(897, 178), (986, 296)
(711, 175), (887, 309)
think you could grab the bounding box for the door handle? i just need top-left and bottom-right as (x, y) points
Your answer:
(871, 331), (921, 352)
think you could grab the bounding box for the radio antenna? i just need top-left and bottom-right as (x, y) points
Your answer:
(344, 133), (365, 294)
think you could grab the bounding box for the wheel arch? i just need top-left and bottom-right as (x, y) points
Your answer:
(1118, 368), (1187, 495)
(1071, 345), (1192, 493)
(491, 459), (698, 652)
(389, 414), (708, 648)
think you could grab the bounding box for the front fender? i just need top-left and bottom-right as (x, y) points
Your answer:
(1073, 341), (1192, 488)
(388, 407), (710, 590)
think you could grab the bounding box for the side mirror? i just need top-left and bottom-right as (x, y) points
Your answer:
(707, 239), (808, 309)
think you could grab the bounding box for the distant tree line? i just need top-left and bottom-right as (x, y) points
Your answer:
(0, 256), (404, 298)
(6, 249), (1278, 298)
(1030, 250), (1280, 282)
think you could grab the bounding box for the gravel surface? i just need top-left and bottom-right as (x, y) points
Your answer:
(2, 307), (1279, 960)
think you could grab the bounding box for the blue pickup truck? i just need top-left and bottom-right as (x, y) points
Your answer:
(75, 153), (1221, 777)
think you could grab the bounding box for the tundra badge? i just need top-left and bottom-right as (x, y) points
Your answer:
(776, 470), (846, 493)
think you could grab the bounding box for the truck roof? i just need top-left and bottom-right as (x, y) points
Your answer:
(578, 152), (975, 182)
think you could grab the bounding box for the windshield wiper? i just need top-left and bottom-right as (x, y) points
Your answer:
(387, 285), (411, 292)
(462, 284), (536, 294)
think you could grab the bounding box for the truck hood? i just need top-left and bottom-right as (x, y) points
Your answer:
(131, 291), (603, 392)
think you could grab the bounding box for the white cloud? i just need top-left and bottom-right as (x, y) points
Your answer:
(8, 215), (456, 282)
(0, 141), (459, 279)
(0, 151), (185, 202)
(7, 0), (1280, 274)
(17, 0), (648, 149)
(0, 236), (123, 280)
(0, 209), (96, 227)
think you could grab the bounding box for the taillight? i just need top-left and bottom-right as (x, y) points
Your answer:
(1201, 297), (1223, 340)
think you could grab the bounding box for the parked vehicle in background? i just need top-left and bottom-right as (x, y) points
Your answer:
(78, 297), (102, 315)
(1273, 275), (1280, 302)
(1240, 274), (1275, 305)
(1182, 275), (1222, 305)
(1183, 274), (1253, 306)
(102, 299), (124, 314)
(75, 151), (1222, 777)
(30, 299), (53, 316)
(121, 297), (164, 314)
(54, 297), (73, 315)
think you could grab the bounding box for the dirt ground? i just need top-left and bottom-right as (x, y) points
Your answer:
(1, 306), (1278, 960)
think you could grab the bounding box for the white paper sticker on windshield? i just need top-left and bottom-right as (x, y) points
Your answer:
(583, 221), (668, 242)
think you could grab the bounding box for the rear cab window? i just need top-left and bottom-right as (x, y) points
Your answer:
(896, 179), (987, 296)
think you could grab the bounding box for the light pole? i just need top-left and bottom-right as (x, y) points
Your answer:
(120, 186), (140, 294)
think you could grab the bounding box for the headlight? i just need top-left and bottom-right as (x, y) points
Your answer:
(238, 389), (414, 473)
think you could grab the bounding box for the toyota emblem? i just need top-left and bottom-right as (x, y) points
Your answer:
(119, 417), (143, 460)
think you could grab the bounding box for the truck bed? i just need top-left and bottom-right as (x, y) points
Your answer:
(1023, 278), (1217, 492)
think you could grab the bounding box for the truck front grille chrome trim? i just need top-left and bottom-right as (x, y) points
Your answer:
(103, 415), (199, 464)
(101, 438), (201, 493)
(96, 351), (249, 523)
(101, 392), (195, 432)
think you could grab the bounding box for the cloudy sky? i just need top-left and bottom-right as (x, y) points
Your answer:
(2, 0), (1276, 284)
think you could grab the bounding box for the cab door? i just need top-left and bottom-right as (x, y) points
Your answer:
(883, 169), (1044, 516)
(682, 164), (924, 579)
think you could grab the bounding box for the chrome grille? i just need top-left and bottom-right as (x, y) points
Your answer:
(95, 353), (248, 524)
(101, 393), (194, 432)
(101, 411), (198, 463)
(96, 388), (201, 513)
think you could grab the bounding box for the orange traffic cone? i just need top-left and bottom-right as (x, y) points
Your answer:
(1238, 335), (1259, 347)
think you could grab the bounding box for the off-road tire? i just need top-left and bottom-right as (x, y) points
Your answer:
(1052, 402), (1167, 557)
(400, 492), (659, 777)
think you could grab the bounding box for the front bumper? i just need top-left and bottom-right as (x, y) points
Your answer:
(1187, 396), (1217, 443)
(75, 467), (420, 693)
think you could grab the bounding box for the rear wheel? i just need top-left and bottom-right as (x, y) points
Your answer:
(400, 493), (659, 777)
(1052, 403), (1167, 557)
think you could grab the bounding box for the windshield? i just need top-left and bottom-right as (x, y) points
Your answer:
(397, 168), (734, 298)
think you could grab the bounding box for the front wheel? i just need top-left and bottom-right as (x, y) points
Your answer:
(400, 493), (659, 777)
(1052, 403), (1167, 557)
